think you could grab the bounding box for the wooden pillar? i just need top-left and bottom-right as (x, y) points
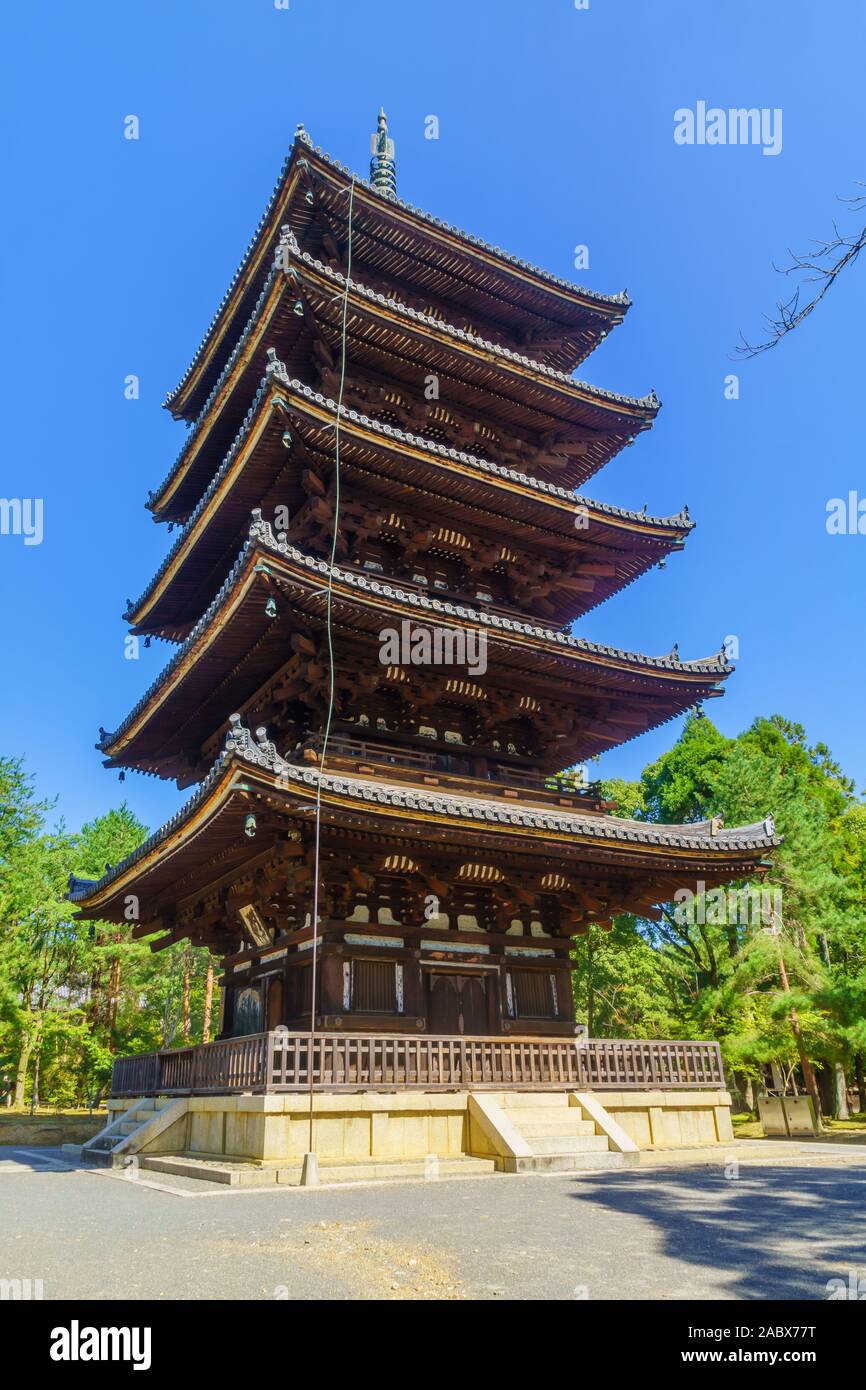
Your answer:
(320, 951), (344, 1017)
(487, 966), (504, 1034)
(403, 953), (424, 1022)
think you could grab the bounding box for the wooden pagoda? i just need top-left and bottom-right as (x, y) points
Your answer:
(71, 115), (778, 1051)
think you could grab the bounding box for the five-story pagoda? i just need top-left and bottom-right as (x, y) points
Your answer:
(71, 114), (778, 1051)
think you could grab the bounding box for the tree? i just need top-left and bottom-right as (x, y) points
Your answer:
(591, 712), (866, 1122)
(736, 186), (866, 356)
(74, 806), (151, 1056)
(0, 759), (153, 1107)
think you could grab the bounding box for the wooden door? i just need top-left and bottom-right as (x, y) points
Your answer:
(428, 973), (488, 1035)
(460, 976), (488, 1035)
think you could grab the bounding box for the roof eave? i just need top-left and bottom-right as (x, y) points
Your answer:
(164, 128), (634, 420)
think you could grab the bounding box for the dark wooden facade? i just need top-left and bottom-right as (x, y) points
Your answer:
(71, 116), (778, 1051)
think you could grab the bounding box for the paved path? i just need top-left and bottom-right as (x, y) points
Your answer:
(1, 1145), (864, 1300)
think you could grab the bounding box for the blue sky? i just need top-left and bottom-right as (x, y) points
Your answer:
(2, 0), (864, 837)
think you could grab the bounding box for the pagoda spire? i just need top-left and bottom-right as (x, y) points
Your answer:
(369, 108), (396, 196)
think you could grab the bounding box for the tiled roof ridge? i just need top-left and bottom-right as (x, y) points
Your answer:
(154, 227), (657, 510)
(225, 718), (779, 850)
(150, 269), (281, 511)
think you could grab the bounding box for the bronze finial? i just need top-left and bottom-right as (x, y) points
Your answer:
(370, 108), (396, 196)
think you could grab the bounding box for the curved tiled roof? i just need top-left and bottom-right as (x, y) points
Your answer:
(133, 379), (271, 620)
(152, 237), (657, 516)
(295, 130), (630, 308)
(281, 234), (658, 410)
(165, 126), (631, 411)
(224, 719), (779, 851)
(71, 718), (780, 907)
(109, 524), (726, 757)
(149, 268), (281, 512)
(106, 523), (729, 756)
(244, 520), (730, 675)
(132, 362), (689, 627)
(265, 360), (683, 525)
(123, 510), (727, 692)
(108, 544), (260, 749)
(69, 746), (237, 902)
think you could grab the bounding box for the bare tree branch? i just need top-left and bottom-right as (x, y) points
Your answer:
(735, 187), (866, 357)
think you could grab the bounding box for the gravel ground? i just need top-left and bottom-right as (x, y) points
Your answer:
(1, 1145), (864, 1301)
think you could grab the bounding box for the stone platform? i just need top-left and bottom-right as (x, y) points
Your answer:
(69, 1087), (734, 1182)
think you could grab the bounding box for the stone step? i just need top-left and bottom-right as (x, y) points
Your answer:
(81, 1149), (114, 1167)
(114, 1099), (171, 1119)
(118, 1122), (140, 1135)
(316, 1156), (496, 1185)
(526, 1134), (610, 1155)
(513, 1118), (597, 1138)
(511, 1150), (632, 1174)
(498, 1091), (572, 1109)
(82, 1140), (122, 1160)
(82, 1145), (137, 1169)
(140, 1153), (497, 1187)
(505, 1105), (593, 1125)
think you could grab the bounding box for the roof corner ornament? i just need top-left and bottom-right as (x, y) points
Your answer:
(274, 224), (299, 272)
(763, 814), (776, 839)
(249, 506), (272, 544)
(254, 726), (278, 763)
(370, 108), (397, 197)
(226, 712), (253, 759)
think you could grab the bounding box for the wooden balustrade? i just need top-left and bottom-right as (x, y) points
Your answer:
(295, 734), (604, 805)
(110, 1033), (724, 1097)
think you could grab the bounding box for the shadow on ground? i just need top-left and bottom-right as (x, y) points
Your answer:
(566, 1163), (866, 1299)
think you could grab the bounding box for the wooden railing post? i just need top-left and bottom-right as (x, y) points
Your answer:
(265, 1032), (275, 1092)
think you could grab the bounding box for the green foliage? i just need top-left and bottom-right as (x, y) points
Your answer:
(592, 712), (866, 1109)
(571, 915), (681, 1038)
(0, 759), (214, 1108)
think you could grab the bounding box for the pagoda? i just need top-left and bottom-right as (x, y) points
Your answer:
(71, 114), (778, 1053)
